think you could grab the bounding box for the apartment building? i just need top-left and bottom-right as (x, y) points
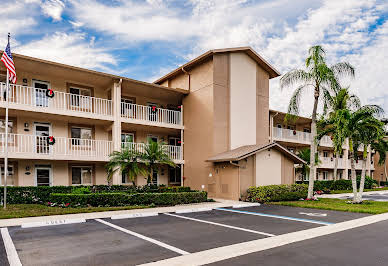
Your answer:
(270, 110), (375, 181)
(0, 53), (185, 187)
(2, 46), (375, 200)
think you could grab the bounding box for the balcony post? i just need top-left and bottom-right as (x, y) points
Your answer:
(111, 79), (122, 185)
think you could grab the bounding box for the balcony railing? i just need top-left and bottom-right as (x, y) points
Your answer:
(318, 157), (346, 169)
(273, 127), (333, 146)
(0, 83), (113, 117)
(121, 142), (183, 162)
(121, 102), (182, 127)
(0, 133), (113, 161)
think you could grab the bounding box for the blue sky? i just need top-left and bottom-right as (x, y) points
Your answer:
(1, 0), (388, 115)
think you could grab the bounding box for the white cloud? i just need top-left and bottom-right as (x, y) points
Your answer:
(41, 0), (65, 21)
(15, 32), (117, 71)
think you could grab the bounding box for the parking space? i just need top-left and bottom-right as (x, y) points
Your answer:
(0, 204), (376, 265)
(209, 219), (388, 266)
(0, 231), (9, 266)
(8, 220), (178, 266)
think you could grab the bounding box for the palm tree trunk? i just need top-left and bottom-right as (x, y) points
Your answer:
(356, 157), (367, 202)
(308, 90), (319, 199)
(334, 152), (338, 180)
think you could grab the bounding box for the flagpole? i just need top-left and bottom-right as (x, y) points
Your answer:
(3, 33), (10, 209)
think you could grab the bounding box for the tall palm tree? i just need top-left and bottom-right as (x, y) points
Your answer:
(140, 140), (176, 185)
(106, 147), (144, 186)
(281, 45), (355, 198)
(344, 106), (384, 203)
(318, 88), (361, 180)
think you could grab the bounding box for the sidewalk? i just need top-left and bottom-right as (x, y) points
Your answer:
(0, 199), (249, 227)
(318, 190), (388, 199)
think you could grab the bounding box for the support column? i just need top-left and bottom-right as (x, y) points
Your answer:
(180, 127), (184, 187)
(111, 79), (122, 185)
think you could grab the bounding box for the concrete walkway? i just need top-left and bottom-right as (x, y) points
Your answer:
(318, 190), (388, 199)
(0, 199), (248, 227)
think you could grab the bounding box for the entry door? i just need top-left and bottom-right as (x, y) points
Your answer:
(35, 166), (52, 186)
(34, 123), (51, 154)
(151, 170), (158, 185)
(147, 102), (158, 122)
(33, 80), (50, 107)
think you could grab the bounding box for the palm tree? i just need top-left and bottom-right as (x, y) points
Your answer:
(140, 140), (176, 185)
(344, 106), (384, 203)
(296, 148), (320, 181)
(281, 45), (355, 198)
(318, 88), (361, 180)
(106, 147), (144, 186)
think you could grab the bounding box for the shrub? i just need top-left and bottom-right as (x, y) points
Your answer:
(296, 176), (377, 191)
(0, 185), (193, 204)
(247, 184), (308, 203)
(49, 191), (208, 207)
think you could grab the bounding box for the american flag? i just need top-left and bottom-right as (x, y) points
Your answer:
(1, 41), (17, 84)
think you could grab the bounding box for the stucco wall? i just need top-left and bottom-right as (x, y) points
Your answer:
(229, 52), (257, 149)
(255, 149), (282, 186)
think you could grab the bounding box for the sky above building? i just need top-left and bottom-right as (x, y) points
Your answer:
(1, 0), (388, 116)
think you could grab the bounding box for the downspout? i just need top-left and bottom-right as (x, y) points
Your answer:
(181, 67), (191, 91)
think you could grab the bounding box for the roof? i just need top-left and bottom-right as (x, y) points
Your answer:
(206, 142), (306, 164)
(154, 47), (281, 84)
(2, 51), (188, 95)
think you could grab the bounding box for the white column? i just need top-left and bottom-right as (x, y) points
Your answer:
(111, 79), (122, 185)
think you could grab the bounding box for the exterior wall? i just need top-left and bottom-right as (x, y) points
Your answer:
(239, 156), (255, 199)
(256, 65), (270, 146)
(208, 163), (239, 200)
(281, 156), (295, 184)
(229, 53), (257, 149)
(255, 149), (282, 186)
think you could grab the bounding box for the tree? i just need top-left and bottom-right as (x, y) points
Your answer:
(318, 88), (361, 180)
(344, 106), (385, 203)
(140, 140), (176, 185)
(296, 148), (320, 181)
(281, 45), (355, 198)
(106, 147), (144, 186)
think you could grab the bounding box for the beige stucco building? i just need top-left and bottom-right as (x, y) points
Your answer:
(1, 46), (379, 200)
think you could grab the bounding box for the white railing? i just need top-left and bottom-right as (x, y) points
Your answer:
(0, 133), (113, 160)
(318, 157), (346, 169)
(121, 142), (183, 161)
(121, 102), (182, 126)
(272, 127), (333, 147)
(0, 83), (112, 117)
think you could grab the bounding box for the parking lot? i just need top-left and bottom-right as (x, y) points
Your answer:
(0, 205), (372, 265)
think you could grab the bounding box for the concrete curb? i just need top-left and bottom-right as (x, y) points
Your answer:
(318, 190), (388, 198)
(0, 200), (243, 227)
(140, 212), (388, 266)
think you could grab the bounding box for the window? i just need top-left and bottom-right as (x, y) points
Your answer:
(69, 87), (91, 107)
(33, 80), (50, 107)
(1, 164), (14, 186)
(323, 151), (329, 158)
(0, 119), (13, 135)
(277, 124), (282, 128)
(147, 135), (158, 143)
(72, 166), (92, 185)
(287, 125), (295, 130)
(316, 172), (320, 180)
(338, 171), (343, 179)
(303, 128), (311, 133)
(169, 166), (181, 185)
(151, 170), (158, 185)
(71, 127), (92, 145)
(323, 171), (328, 180)
(288, 148), (295, 153)
(121, 133), (134, 143)
(169, 137), (181, 146)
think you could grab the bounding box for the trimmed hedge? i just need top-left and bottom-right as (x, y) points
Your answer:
(0, 185), (193, 204)
(296, 176), (378, 191)
(247, 184), (308, 203)
(49, 191), (208, 207)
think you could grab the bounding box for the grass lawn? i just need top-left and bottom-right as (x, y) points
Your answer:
(270, 198), (388, 214)
(0, 204), (149, 219)
(329, 187), (388, 194)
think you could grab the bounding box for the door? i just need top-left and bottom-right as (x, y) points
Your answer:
(151, 170), (158, 185)
(168, 137), (181, 159)
(147, 102), (158, 122)
(33, 80), (50, 107)
(35, 165), (51, 186)
(121, 98), (135, 118)
(34, 123), (51, 154)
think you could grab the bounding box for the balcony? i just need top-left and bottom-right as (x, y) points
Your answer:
(121, 102), (182, 129)
(0, 83), (113, 120)
(0, 133), (112, 161)
(273, 127), (333, 147)
(121, 142), (183, 163)
(317, 157), (374, 170)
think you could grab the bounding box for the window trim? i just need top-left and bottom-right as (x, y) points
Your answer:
(34, 165), (52, 187)
(0, 164), (14, 186)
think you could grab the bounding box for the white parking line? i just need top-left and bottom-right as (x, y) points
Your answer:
(175, 208), (212, 214)
(111, 212), (158, 220)
(1, 228), (22, 266)
(95, 219), (190, 255)
(164, 213), (275, 237)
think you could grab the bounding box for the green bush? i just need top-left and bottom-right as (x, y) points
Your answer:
(247, 184), (308, 203)
(49, 191), (208, 207)
(0, 185), (193, 204)
(296, 176), (377, 191)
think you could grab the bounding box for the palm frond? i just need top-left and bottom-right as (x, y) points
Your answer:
(280, 69), (312, 90)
